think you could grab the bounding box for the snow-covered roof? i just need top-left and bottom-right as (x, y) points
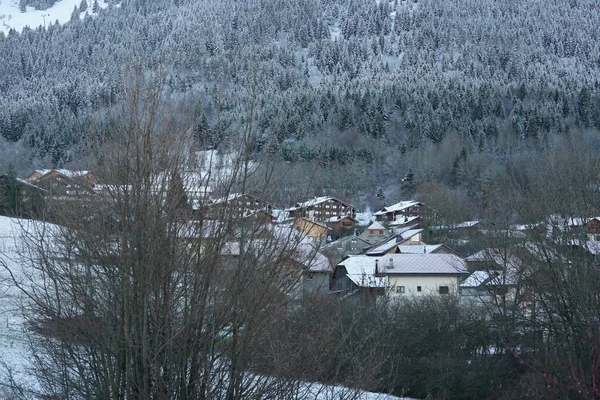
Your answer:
(365, 221), (386, 230)
(211, 193), (246, 205)
(373, 200), (421, 216)
(397, 244), (444, 254)
(431, 220), (479, 230)
(365, 235), (401, 255)
(373, 254), (467, 275)
(292, 243), (332, 272)
(287, 196), (355, 211)
(339, 254), (466, 287)
(327, 215), (356, 223)
(460, 270), (499, 288)
(337, 256), (386, 288)
(389, 215), (420, 227)
(466, 248), (519, 265)
(15, 178), (46, 191)
(460, 267), (518, 288)
(400, 228), (423, 240)
(34, 169), (91, 179)
(295, 217), (332, 231)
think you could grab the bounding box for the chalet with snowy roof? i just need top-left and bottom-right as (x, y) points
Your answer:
(325, 215), (357, 240)
(331, 256), (386, 300)
(200, 193), (271, 220)
(287, 196), (357, 222)
(373, 200), (424, 223)
(389, 215), (421, 231)
(359, 221), (391, 244)
(25, 169), (96, 199)
(321, 235), (372, 265)
(374, 254), (467, 297)
(331, 253), (467, 300)
(286, 243), (333, 301)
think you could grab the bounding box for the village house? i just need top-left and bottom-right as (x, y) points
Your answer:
(293, 217), (331, 241)
(287, 196), (357, 222)
(287, 243), (333, 302)
(460, 269), (517, 304)
(325, 215), (357, 240)
(330, 255), (386, 301)
(586, 217), (600, 240)
(373, 200), (424, 223)
(25, 169), (97, 199)
(374, 254), (467, 297)
(199, 193), (272, 220)
(465, 248), (522, 273)
(359, 221), (391, 244)
(321, 235), (372, 265)
(332, 253), (467, 300)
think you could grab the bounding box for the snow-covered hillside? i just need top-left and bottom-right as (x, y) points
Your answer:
(0, 0), (112, 35)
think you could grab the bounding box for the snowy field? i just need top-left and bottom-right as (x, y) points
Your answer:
(0, 0), (112, 35)
(0, 216), (412, 399)
(0, 216), (39, 392)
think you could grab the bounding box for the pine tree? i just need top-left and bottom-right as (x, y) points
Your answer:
(79, 0), (88, 12)
(92, 0), (99, 13)
(70, 5), (80, 21)
(1, 163), (21, 216)
(19, 0), (27, 13)
(401, 169), (416, 195)
(577, 87), (592, 126)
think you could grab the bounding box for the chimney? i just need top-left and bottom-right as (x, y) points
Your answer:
(387, 257), (394, 269)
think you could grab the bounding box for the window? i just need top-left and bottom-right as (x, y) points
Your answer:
(396, 286), (405, 294)
(306, 273), (314, 280)
(369, 229), (375, 234)
(439, 286), (449, 295)
(379, 229), (384, 234)
(417, 286), (422, 292)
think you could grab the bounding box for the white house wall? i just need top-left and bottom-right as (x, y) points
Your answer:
(386, 275), (461, 297)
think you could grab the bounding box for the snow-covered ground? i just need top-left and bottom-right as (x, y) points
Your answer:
(0, 216), (40, 391)
(0, 0), (112, 35)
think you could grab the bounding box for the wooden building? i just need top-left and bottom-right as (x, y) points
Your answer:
(373, 200), (424, 223)
(25, 169), (96, 199)
(200, 193), (272, 220)
(287, 196), (357, 222)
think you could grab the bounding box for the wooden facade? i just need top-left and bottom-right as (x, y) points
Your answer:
(588, 218), (600, 240)
(201, 193), (272, 220)
(293, 217), (331, 239)
(288, 196), (357, 222)
(26, 169), (96, 198)
(374, 201), (424, 223)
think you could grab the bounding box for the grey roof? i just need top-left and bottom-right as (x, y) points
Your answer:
(374, 254), (467, 275)
(339, 254), (467, 279)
